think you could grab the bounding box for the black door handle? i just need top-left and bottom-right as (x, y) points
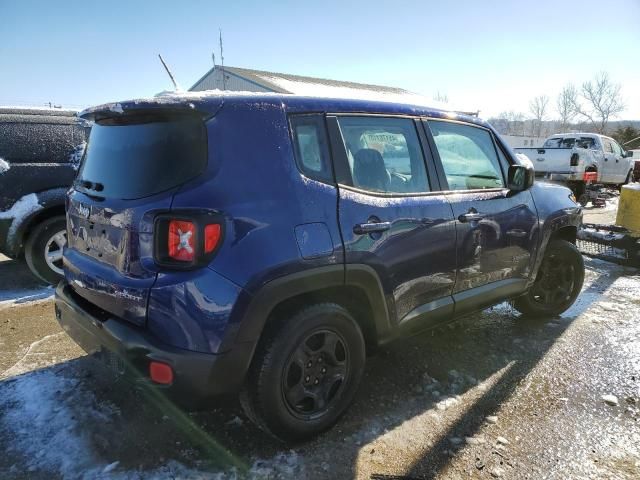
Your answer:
(458, 212), (486, 223)
(353, 221), (391, 235)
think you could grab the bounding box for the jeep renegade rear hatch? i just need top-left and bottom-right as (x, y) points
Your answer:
(65, 112), (207, 326)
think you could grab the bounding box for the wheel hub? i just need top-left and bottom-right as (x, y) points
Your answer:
(282, 329), (349, 418)
(44, 230), (67, 275)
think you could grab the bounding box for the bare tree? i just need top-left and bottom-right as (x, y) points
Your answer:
(496, 110), (527, 136)
(556, 84), (577, 131)
(572, 72), (625, 133)
(529, 95), (549, 136)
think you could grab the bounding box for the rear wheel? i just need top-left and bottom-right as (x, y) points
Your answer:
(24, 216), (67, 285)
(514, 239), (584, 317)
(240, 303), (366, 442)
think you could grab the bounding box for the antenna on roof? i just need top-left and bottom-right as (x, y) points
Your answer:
(212, 51), (216, 67)
(219, 29), (225, 91)
(158, 54), (181, 91)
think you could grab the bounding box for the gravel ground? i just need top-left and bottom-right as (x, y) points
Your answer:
(0, 251), (639, 479)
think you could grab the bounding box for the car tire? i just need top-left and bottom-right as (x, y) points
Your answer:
(24, 215), (67, 285)
(577, 194), (589, 207)
(513, 239), (584, 317)
(240, 303), (366, 442)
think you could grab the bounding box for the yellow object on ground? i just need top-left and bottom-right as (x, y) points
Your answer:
(616, 184), (640, 235)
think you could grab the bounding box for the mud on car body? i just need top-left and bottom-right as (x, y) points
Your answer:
(0, 107), (90, 284)
(55, 93), (584, 441)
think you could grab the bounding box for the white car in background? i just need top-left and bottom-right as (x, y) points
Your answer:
(515, 133), (634, 194)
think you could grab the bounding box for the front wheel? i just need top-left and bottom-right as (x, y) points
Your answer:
(240, 303), (366, 442)
(513, 239), (584, 317)
(24, 216), (67, 285)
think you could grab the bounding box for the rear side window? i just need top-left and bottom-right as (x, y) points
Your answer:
(0, 122), (75, 163)
(428, 120), (504, 191)
(290, 115), (333, 183)
(77, 114), (206, 200)
(336, 116), (429, 194)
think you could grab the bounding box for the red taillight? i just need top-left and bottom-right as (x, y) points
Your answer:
(155, 213), (223, 268)
(204, 224), (221, 253)
(168, 220), (196, 262)
(583, 171), (597, 182)
(149, 361), (174, 385)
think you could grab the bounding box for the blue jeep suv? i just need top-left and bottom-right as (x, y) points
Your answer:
(55, 92), (584, 441)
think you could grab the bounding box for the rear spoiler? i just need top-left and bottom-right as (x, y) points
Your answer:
(80, 95), (224, 122)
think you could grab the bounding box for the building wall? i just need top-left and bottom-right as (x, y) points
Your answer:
(191, 68), (273, 92)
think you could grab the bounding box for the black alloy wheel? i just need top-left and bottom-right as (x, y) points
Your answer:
(282, 329), (349, 419)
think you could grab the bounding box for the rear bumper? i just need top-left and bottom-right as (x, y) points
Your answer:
(55, 281), (255, 407)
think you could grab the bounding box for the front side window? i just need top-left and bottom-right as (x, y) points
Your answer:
(610, 140), (623, 156)
(290, 115), (332, 183)
(428, 120), (505, 191)
(337, 116), (429, 194)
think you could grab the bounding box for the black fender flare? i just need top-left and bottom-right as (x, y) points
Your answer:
(233, 264), (392, 346)
(527, 208), (581, 288)
(5, 187), (68, 256)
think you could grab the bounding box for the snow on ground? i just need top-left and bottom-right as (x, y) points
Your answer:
(0, 366), (306, 479)
(0, 157), (9, 174)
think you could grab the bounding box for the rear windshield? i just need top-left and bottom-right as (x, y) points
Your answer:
(543, 137), (596, 149)
(76, 114), (206, 200)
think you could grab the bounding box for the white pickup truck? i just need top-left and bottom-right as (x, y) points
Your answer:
(515, 133), (635, 194)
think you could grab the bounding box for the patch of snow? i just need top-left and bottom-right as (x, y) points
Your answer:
(68, 142), (86, 170)
(225, 415), (243, 427)
(102, 461), (120, 474)
(496, 436), (510, 445)
(249, 451), (306, 479)
(6, 190), (41, 219)
(602, 394), (619, 406)
(0, 367), (305, 479)
(258, 74), (456, 110)
(0, 370), (106, 476)
(515, 152), (534, 169)
(0, 193), (43, 240)
(83, 87), (477, 122)
(0, 157), (9, 174)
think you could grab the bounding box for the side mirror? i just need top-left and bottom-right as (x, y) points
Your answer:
(507, 164), (534, 191)
(624, 150), (634, 158)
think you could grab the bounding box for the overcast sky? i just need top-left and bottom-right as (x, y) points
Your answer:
(1, 0), (639, 119)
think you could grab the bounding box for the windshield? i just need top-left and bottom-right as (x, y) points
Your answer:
(76, 114), (206, 199)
